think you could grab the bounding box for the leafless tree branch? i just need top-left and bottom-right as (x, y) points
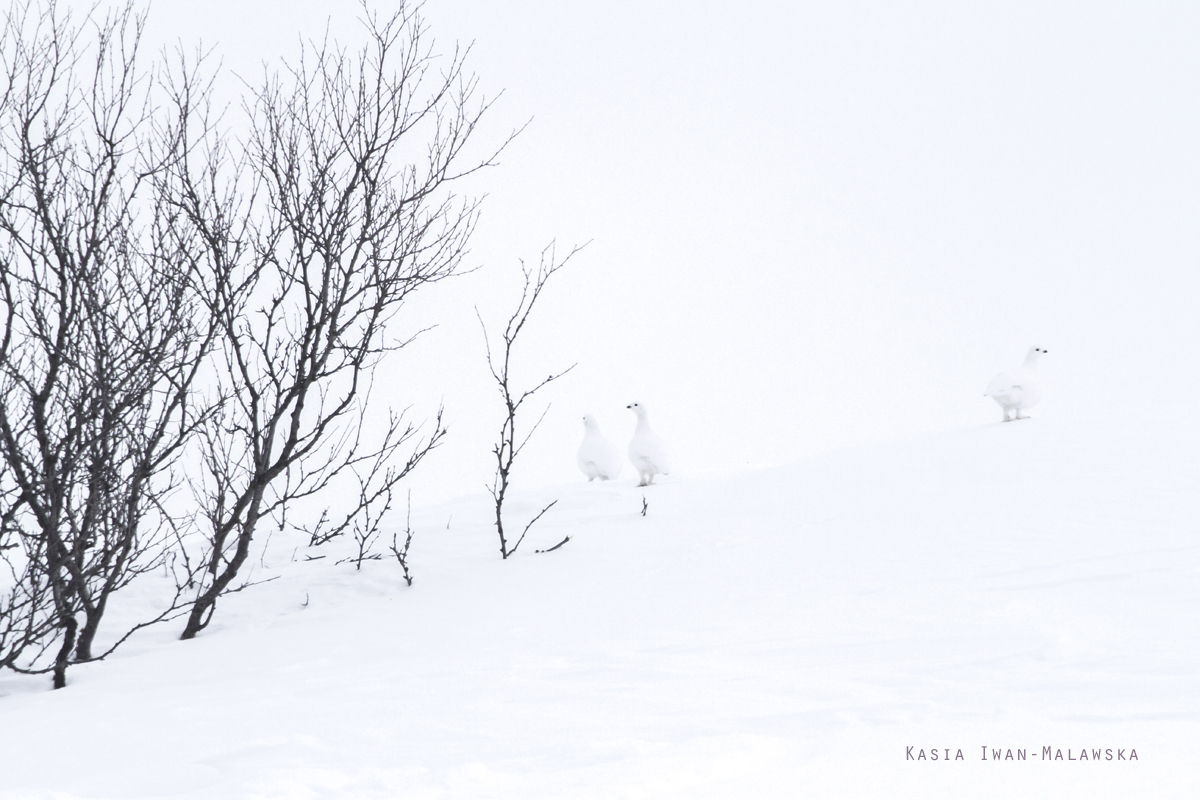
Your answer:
(478, 240), (585, 559)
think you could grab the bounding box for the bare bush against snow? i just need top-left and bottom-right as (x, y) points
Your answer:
(174, 1), (508, 638)
(0, 0), (512, 683)
(0, 1), (218, 688)
(478, 242), (583, 559)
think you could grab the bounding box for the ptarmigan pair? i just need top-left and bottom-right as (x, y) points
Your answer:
(577, 402), (671, 487)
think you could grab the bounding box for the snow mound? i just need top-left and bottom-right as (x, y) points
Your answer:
(1, 414), (1197, 799)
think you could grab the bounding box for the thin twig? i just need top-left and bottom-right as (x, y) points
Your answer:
(509, 499), (558, 557)
(535, 536), (570, 554)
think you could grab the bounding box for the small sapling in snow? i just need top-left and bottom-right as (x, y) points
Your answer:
(478, 242), (586, 559)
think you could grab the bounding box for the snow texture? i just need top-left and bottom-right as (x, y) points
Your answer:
(626, 401), (672, 487)
(576, 414), (622, 481)
(1, 411), (1196, 799)
(986, 346), (1048, 422)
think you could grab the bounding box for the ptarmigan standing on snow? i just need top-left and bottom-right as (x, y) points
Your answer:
(626, 401), (671, 486)
(577, 414), (622, 481)
(986, 346), (1048, 422)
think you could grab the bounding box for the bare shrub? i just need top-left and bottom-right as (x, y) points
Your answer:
(175, 1), (503, 638)
(478, 242), (583, 559)
(0, 1), (217, 687)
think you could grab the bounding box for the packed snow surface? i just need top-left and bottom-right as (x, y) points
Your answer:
(1, 411), (1198, 798)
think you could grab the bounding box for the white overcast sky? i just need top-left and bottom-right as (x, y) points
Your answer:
(131, 0), (1200, 502)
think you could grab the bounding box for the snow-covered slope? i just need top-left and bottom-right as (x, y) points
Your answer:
(1, 413), (1198, 799)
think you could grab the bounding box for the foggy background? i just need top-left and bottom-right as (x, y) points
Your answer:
(139, 0), (1200, 503)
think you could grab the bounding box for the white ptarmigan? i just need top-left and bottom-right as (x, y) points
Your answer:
(577, 415), (622, 481)
(626, 401), (671, 487)
(985, 346), (1048, 422)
